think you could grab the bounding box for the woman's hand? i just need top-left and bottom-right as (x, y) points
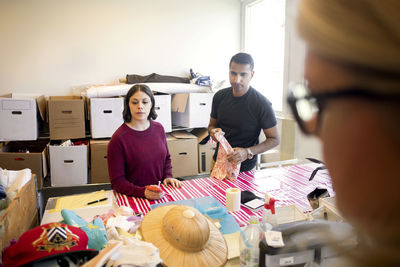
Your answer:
(163, 178), (182, 188)
(144, 188), (164, 200)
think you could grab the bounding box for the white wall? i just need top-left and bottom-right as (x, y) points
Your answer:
(0, 0), (241, 96)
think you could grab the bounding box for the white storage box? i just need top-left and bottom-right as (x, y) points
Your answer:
(0, 94), (45, 141)
(171, 93), (213, 128)
(49, 143), (88, 187)
(154, 94), (171, 133)
(90, 97), (124, 138)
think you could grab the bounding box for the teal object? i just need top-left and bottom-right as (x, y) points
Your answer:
(151, 196), (240, 235)
(61, 209), (107, 250)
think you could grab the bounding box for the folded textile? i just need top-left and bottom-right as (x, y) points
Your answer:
(105, 239), (161, 267)
(61, 209), (108, 251)
(0, 168), (31, 195)
(189, 68), (211, 86)
(126, 73), (189, 84)
(210, 132), (240, 180)
(84, 83), (211, 98)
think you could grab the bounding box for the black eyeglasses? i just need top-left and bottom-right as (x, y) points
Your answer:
(287, 83), (400, 135)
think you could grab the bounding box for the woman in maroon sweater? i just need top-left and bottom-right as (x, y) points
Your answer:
(107, 84), (181, 200)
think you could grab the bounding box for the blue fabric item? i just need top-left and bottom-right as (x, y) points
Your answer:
(190, 68), (198, 79)
(151, 196), (240, 235)
(0, 184), (6, 199)
(61, 209), (107, 251)
(195, 76), (211, 86)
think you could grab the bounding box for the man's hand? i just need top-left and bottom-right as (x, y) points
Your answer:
(209, 128), (224, 142)
(227, 147), (248, 163)
(163, 177), (182, 188)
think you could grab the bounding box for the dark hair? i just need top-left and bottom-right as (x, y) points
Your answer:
(123, 84), (158, 122)
(229, 52), (254, 71)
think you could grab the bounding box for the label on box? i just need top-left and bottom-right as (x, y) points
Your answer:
(280, 256), (294, 266)
(265, 230), (285, 248)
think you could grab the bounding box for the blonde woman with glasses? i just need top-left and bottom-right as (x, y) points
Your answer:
(288, 0), (400, 266)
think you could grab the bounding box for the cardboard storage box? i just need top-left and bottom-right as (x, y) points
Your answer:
(90, 139), (110, 183)
(0, 94), (46, 141)
(48, 96), (86, 140)
(49, 142), (88, 187)
(171, 93), (214, 128)
(191, 128), (216, 173)
(154, 94), (172, 133)
(167, 131), (198, 178)
(90, 97), (124, 139)
(0, 139), (48, 189)
(0, 174), (38, 252)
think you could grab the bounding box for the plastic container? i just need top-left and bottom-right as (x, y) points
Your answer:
(240, 216), (264, 267)
(261, 195), (277, 231)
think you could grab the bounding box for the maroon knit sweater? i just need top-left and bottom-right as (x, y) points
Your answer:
(107, 121), (172, 198)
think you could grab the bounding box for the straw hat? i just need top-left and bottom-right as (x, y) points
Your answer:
(140, 205), (228, 267)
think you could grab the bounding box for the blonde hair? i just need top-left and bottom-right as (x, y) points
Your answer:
(297, 0), (400, 92)
(297, 1), (400, 266)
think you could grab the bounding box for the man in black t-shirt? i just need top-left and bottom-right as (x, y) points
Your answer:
(208, 53), (280, 172)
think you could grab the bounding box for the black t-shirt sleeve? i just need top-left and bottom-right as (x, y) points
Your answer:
(258, 95), (277, 130)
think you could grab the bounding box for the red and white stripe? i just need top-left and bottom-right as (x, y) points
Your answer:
(113, 163), (334, 226)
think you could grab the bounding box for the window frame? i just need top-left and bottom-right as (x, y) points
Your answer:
(241, 0), (301, 118)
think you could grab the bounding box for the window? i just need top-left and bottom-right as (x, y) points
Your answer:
(242, 0), (286, 112)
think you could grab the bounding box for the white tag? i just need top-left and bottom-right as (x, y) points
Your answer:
(279, 256), (294, 266)
(265, 230), (285, 248)
(244, 198), (264, 209)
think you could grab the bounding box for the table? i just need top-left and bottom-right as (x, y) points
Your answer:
(41, 190), (116, 225)
(113, 163), (334, 227)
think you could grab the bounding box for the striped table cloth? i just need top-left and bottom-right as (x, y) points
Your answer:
(113, 163), (334, 227)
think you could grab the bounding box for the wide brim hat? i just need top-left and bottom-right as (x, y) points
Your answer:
(140, 205), (228, 267)
(2, 222), (97, 267)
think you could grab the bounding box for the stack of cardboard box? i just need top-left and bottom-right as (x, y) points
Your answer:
(0, 91), (216, 188)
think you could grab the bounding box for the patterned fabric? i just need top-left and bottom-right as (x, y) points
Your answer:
(2, 222), (97, 267)
(210, 131), (240, 180)
(114, 163), (335, 227)
(61, 209), (107, 251)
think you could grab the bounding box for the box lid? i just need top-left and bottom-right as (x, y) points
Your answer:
(170, 130), (197, 139)
(48, 95), (83, 101)
(90, 139), (110, 145)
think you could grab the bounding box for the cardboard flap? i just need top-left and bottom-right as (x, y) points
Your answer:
(49, 95), (83, 100)
(36, 95), (46, 121)
(170, 130), (197, 139)
(191, 128), (209, 144)
(171, 94), (189, 113)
